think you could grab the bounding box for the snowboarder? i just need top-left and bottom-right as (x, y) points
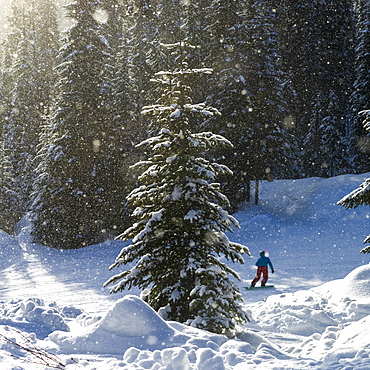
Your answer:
(251, 251), (274, 287)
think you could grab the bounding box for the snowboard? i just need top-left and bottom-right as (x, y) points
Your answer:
(244, 285), (274, 290)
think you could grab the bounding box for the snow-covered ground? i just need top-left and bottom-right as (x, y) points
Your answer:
(1, 173), (370, 369)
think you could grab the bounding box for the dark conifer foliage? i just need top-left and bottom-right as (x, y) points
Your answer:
(204, 0), (292, 208)
(204, 0), (253, 207)
(2, 4), (39, 227)
(182, 0), (212, 103)
(30, 0), (130, 248)
(348, 0), (370, 173)
(101, 0), (123, 50)
(127, 0), (162, 117)
(0, 22), (18, 234)
(278, 0), (355, 177)
(303, 92), (349, 178)
(0, 1), (59, 234)
(105, 44), (250, 334)
(34, 0), (60, 116)
(279, 0), (352, 129)
(108, 36), (143, 232)
(241, 0), (295, 180)
(157, 0), (182, 45)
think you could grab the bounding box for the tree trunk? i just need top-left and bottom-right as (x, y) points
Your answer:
(255, 180), (259, 205)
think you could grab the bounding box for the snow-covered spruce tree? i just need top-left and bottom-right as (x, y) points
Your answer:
(0, 29), (19, 234)
(105, 44), (250, 334)
(240, 0), (295, 193)
(203, 0), (254, 208)
(3, 3), (42, 229)
(338, 109), (370, 254)
(30, 0), (127, 248)
(319, 95), (349, 178)
(0, 0), (59, 234)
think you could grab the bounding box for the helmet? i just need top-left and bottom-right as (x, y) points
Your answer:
(260, 251), (265, 256)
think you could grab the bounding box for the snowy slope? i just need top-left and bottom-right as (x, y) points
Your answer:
(0, 173), (370, 369)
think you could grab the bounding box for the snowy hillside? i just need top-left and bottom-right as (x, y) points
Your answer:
(0, 173), (370, 369)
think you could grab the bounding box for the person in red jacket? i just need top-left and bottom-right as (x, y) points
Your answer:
(251, 251), (274, 287)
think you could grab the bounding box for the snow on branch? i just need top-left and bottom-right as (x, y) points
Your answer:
(194, 132), (233, 148)
(338, 178), (370, 209)
(360, 110), (370, 132)
(360, 244), (370, 254)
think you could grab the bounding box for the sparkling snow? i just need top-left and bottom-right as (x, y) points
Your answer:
(0, 173), (370, 369)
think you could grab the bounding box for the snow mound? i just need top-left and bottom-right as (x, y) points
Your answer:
(314, 264), (370, 301)
(319, 315), (370, 369)
(0, 298), (69, 339)
(99, 294), (172, 337)
(48, 295), (283, 369)
(342, 264), (370, 299)
(50, 295), (223, 355)
(248, 290), (337, 336)
(250, 265), (370, 338)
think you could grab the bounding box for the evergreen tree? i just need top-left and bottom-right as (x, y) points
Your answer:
(2, 3), (42, 229)
(205, 0), (291, 208)
(279, 0), (355, 176)
(348, 0), (370, 173)
(0, 25), (18, 233)
(157, 0), (182, 45)
(101, 0), (123, 50)
(204, 0), (253, 207)
(105, 44), (250, 334)
(182, 0), (210, 65)
(107, 28), (142, 232)
(322, 0), (355, 132)
(303, 91), (348, 178)
(127, 0), (162, 118)
(0, 0), (59, 234)
(242, 0), (294, 181)
(30, 0), (128, 248)
(33, 0), (59, 116)
(338, 110), (370, 254)
(182, 0), (212, 102)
